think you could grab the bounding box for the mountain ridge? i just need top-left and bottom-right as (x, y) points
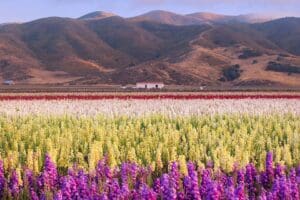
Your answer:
(0, 11), (299, 87)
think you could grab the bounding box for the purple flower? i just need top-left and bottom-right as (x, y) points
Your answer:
(278, 176), (291, 199)
(289, 168), (299, 199)
(153, 178), (161, 194)
(161, 174), (171, 199)
(0, 161), (5, 197)
(261, 152), (274, 188)
(8, 170), (19, 198)
(225, 177), (235, 200)
(107, 179), (121, 199)
(183, 176), (192, 199)
(76, 170), (90, 198)
(187, 162), (201, 199)
(38, 154), (58, 190)
(274, 164), (285, 178)
(60, 175), (77, 199)
(200, 169), (211, 198)
(206, 181), (220, 200)
(170, 162), (180, 191)
(245, 163), (257, 199)
(234, 183), (246, 200)
(139, 183), (157, 200)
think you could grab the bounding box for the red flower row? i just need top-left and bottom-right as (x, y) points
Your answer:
(0, 94), (299, 100)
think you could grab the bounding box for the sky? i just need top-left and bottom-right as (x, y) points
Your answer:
(0, 0), (299, 23)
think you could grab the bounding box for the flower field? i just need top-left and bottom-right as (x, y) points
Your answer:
(0, 93), (299, 199)
(1, 153), (300, 199)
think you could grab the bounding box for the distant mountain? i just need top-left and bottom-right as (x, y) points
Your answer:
(0, 11), (299, 87)
(129, 10), (203, 25)
(78, 11), (116, 20)
(187, 12), (273, 24)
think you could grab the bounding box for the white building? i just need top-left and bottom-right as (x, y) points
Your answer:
(3, 80), (14, 85)
(136, 82), (164, 89)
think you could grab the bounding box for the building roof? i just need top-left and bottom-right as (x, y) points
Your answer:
(136, 82), (164, 84)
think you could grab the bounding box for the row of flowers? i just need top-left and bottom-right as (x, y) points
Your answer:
(0, 152), (299, 199)
(0, 99), (299, 117)
(0, 94), (299, 100)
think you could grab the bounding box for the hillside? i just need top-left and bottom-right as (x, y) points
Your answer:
(0, 11), (299, 87)
(253, 17), (300, 55)
(129, 10), (203, 25)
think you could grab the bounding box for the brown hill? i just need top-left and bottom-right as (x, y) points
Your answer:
(129, 10), (203, 25)
(253, 17), (300, 55)
(0, 11), (299, 87)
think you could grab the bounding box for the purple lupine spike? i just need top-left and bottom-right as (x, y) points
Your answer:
(96, 159), (106, 178)
(289, 168), (299, 199)
(234, 183), (246, 200)
(8, 170), (19, 198)
(76, 170), (90, 198)
(274, 164), (285, 178)
(271, 177), (279, 197)
(206, 181), (220, 200)
(278, 176), (291, 199)
(104, 166), (112, 180)
(140, 183), (157, 200)
(108, 179), (121, 199)
(200, 169), (211, 198)
(183, 176), (192, 199)
(60, 177), (72, 199)
(168, 179), (177, 200)
(187, 162), (201, 200)
(153, 178), (161, 194)
(245, 163), (257, 199)
(225, 177), (235, 200)
(25, 169), (35, 188)
(60, 175), (77, 199)
(266, 152), (274, 185)
(170, 162), (180, 191)
(236, 170), (246, 200)
(161, 174), (171, 199)
(120, 163), (130, 198)
(0, 161), (5, 197)
(121, 163), (128, 184)
(237, 169), (245, 185)
(38, 154), (58, 190)
(90, 180), (100, 198)
(130, 163), (138, 183)
(215, 170), (226, 196)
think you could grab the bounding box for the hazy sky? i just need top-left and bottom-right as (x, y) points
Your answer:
(0, 0), (299, 23)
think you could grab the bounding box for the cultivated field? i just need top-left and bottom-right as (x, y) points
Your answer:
(0, 92), (299, 199)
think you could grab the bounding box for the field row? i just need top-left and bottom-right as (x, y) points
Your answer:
(0, 114), (299, 174)
(0, 93), (299, 100)
(0, 99), (299, 117)
(0, 153), (298, 199)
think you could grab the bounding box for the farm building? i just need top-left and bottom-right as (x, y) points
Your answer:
(136, 82), (164, 89)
